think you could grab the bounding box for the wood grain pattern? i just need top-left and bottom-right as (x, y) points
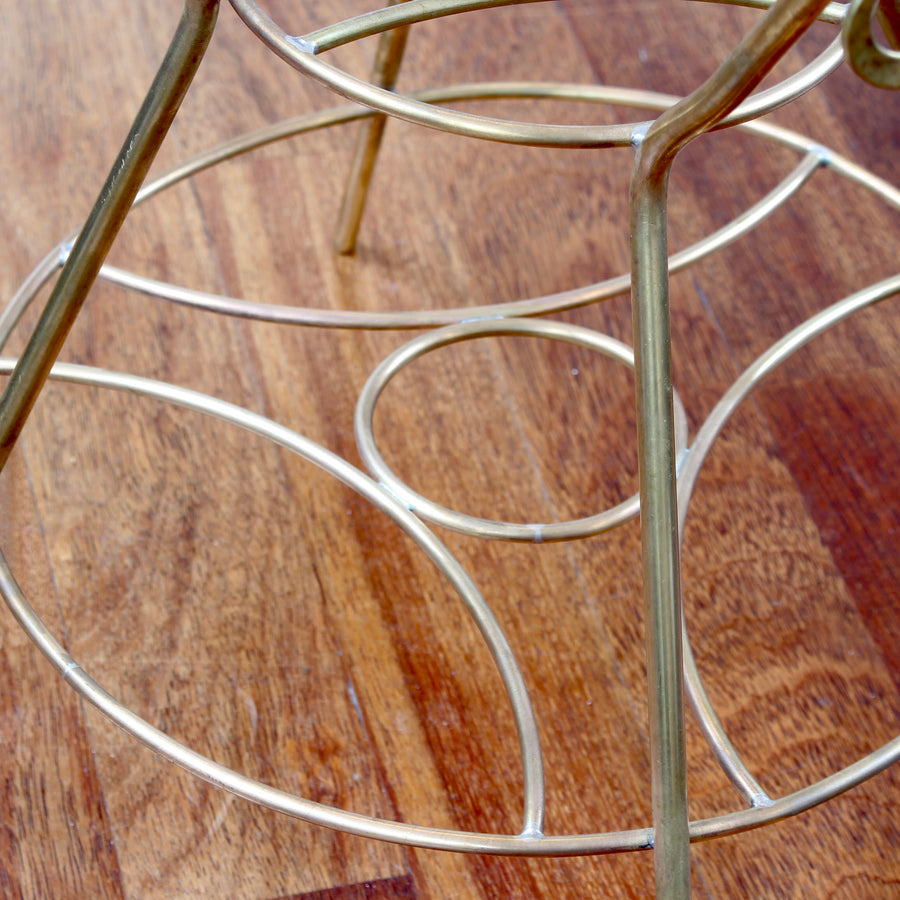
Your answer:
(1, 1), (899, 897)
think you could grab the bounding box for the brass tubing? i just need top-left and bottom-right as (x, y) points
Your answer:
(0, 0), (220, 470)
(299, 0), (548, 54)
(631, 167), (691, 899)
(629, 0), (830, 894)
(334, 3), (411, 255)
(1, 331), (898, 855)
(231, 0), (842, 144)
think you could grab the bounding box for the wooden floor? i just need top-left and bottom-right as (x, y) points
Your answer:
(2, 1), (900, 897)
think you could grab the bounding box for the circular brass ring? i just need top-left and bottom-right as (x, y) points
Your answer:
(355, 317), (689, 541)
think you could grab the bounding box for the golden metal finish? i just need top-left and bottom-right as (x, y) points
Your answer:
(9, 93), (882, 334)
(1, 0), (899, 897)
(843, 0), (900, 87)
(355, 318), (690, 541)
(628, 2), (831, 889)
(0, 0), (219, 469)
(230, 0), (843, 144)
(333, 0), (411, 254)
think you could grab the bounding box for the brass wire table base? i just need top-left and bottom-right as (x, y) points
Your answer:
(1, 0), (899, 897)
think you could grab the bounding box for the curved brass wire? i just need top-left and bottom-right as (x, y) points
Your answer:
(2, 282), (899, 854)
(843, 0), (900, 88)
(354, 318), (689, 542)
(0, 0), (221, 472)
(10, 88), (884, 335)
(228, 0), (842, 146)
(0, 356), (549, 845)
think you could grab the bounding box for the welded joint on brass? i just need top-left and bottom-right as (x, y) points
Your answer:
(61, 661), (83, 683)
(459, 314), (506, 324)
(288, 34), (318, 54)
(631, 122), (651, 149)
(809, 143), (834, 165)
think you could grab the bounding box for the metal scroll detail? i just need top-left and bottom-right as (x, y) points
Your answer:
(843, 0), (900, 88)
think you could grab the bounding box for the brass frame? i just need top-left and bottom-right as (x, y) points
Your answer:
(1, 1), (898, 897)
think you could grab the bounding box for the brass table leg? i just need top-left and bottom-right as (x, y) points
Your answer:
(0, 0), (220, 471)
(333, 1), (411, 254)
(629, 1), (829, 893)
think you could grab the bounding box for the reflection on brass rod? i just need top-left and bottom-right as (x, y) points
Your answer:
(691, 0), (846, 24)
(6, 94), (836, 336)
(1, 0), (898, 889)
(334, 0), (411, 254)
(629, 0), (829, 893)
(0, 0), (220, 471)
(300, 0), (548, 53)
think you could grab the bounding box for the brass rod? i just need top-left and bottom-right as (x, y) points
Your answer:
(231, 0), (841, 145)
(299, 0), (548, 54)
(334, 2), (411, 255)
(0, 0), (220, 470)
(631, 167), (691, 899)
(58, 100), (833, 332)
(629, 0), (830, 894)
(3, 271), (900, 854)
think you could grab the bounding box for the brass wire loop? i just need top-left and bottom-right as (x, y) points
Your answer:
(843, 0), (900, 87)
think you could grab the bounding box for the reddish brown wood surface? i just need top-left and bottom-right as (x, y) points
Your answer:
(1, 1), (899, 897)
